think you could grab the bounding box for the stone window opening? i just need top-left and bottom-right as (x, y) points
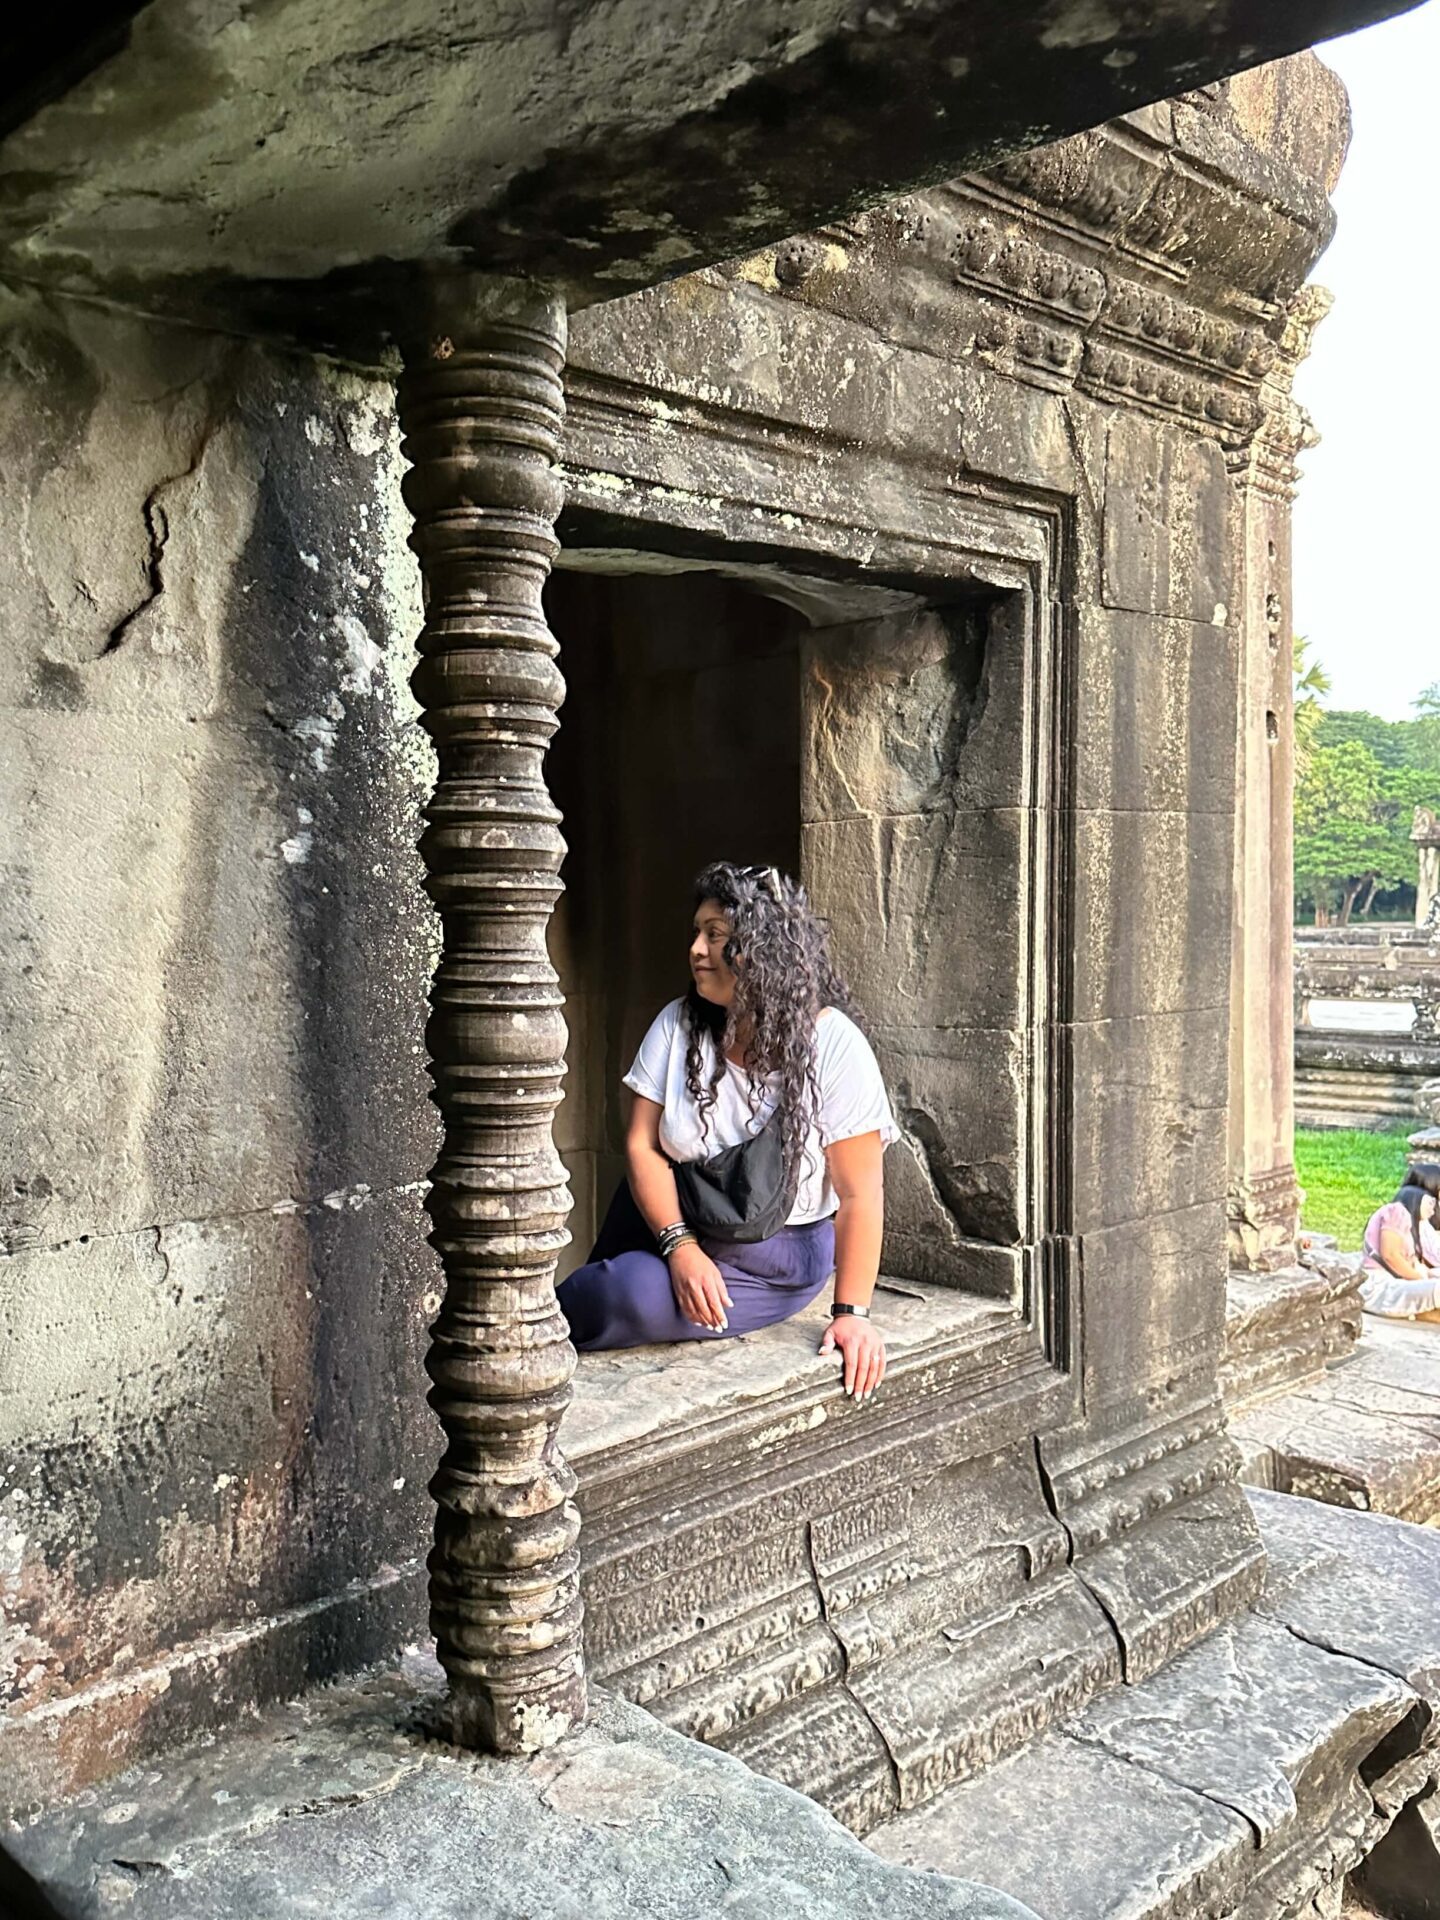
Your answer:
(544, 552), (1037, 1313)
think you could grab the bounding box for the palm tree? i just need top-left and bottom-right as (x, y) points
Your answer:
(1293, 635), (1330, 779)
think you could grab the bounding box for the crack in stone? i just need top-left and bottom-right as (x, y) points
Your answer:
(1064, 1723), (1265, 1848)
(801, 1518), (903, 1819)
(0, 1178), (430, 1261)
(1261, 1612), (1431, 1717)
(100, 432), (216, 656)
(1031, 1434), (1135, 1683)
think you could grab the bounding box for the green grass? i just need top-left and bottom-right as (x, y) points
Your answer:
(1295, 1125), (1413, 1250)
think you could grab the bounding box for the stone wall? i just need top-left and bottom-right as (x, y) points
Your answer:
(1293, 926), (1440, 1128)
(0, 290), (437, 1799)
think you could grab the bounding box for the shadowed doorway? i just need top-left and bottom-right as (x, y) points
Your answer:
(545, 567), (804, 1275)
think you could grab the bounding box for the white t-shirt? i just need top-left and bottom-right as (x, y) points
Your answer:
(623, 999), (899, 1226)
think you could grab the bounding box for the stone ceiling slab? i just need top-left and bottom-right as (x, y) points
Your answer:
(0, 0), (1423, 354)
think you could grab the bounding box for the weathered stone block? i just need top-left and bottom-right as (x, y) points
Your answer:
(1069, 807), (1233, 1023)
(1068, 1007), (1230, 1232)
(804, 811), (1029, 1034)
(0, 1186), (433, 1806)
(1070, 608), (1238, 817)
(1074, 1201), (1229, 1411)
(872, 1023), (1027, 1262)
(1102, 413), (1233, 624)
(801, 607), (1021, 822)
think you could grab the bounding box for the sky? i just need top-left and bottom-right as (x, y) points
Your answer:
(1292, 2), (1440, 721)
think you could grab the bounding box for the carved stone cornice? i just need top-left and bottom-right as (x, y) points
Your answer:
(730, 82), (1343, 456)
(758, 189), (1289, 446)
(979, 91), (1339, 305)
(1229, 283), (1331, 499)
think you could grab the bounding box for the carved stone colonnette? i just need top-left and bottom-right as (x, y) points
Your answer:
(397, 278), (584, 1751)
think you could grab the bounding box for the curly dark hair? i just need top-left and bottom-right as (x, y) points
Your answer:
(683, 862), (859, 1200)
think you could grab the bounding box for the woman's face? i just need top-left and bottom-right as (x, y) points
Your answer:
(689, 896), (737, 1008)
(1424, 1194), (1437, 1223)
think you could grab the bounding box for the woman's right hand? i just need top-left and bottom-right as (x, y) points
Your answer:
(667, 1242), (733, 1331)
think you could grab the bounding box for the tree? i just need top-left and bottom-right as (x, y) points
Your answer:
(1294, 739), (1440, 924)
(1294, 740), (1394, 923)
(1316, 708), (1412, 769)
(1412, 681), (1440, 773)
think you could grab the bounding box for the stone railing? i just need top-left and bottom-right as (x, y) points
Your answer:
(1294, 926), (1440, 1129)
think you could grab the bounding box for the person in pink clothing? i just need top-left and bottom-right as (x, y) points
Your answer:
(1410, 1163), (1440, 1270)
(1359, 1183), (1440, 1320)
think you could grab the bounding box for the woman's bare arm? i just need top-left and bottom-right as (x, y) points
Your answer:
(821, 1131), (886, 1400)
(624, 1094), (732, 1329)
(624, 1094), (685, 1233)
(1378, 1225), (1427, 1281)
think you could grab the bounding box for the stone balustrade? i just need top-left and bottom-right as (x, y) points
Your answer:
(1294, 926), (1440, 1130)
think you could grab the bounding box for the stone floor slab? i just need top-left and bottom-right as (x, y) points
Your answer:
(1073, 1612), (1411, 1847)
(3, 1655), (1037, 1920)
(870, 1726), (1253, 1920)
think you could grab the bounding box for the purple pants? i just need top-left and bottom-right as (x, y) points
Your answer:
(558, 1182), (835, 1351)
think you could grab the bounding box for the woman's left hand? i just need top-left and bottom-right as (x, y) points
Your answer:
(819, 1315), (885, 1402)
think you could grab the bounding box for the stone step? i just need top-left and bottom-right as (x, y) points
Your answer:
(867, 1490), (1440, 1920)
(1231, 1316), (1440, 1524)
(1223, 1261), (1363, 1409)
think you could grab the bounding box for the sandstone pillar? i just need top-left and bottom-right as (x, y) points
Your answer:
(1225, 288), (1330, 1274)
(397, 278), (585, 1751)
(1414, 807), (1440, 929)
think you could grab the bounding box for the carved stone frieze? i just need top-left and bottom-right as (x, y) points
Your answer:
(748, 172), (1301, 442)
(948, 215), (1106, 319)
(397, 277), (585, 1754)
(1100, 280), (1274, 378)
(1078, 339), (1262, 436)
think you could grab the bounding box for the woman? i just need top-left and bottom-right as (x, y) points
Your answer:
(1409, 1163), (1440, 1269)
(557, 861), (896, 1402)
(1359, 1182), (1440, 1320)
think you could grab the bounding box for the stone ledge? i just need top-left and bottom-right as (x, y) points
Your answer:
(868, 1492), (1440, 1920)
(1222, 1259), (1363, 1411)
(1232, 1318), (1440, 1523)
(3, 1656), (1037, 1920)
(565, 1278), (1012, 1466)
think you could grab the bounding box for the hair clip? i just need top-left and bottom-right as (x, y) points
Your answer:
(740, 863), (783, 900)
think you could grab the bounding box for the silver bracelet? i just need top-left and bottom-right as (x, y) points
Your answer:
(830, 1302), (871, 1320)
(656, 1221), (694, 1258)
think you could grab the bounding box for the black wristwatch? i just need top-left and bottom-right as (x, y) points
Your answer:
(830, 1302), (871, 1320)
